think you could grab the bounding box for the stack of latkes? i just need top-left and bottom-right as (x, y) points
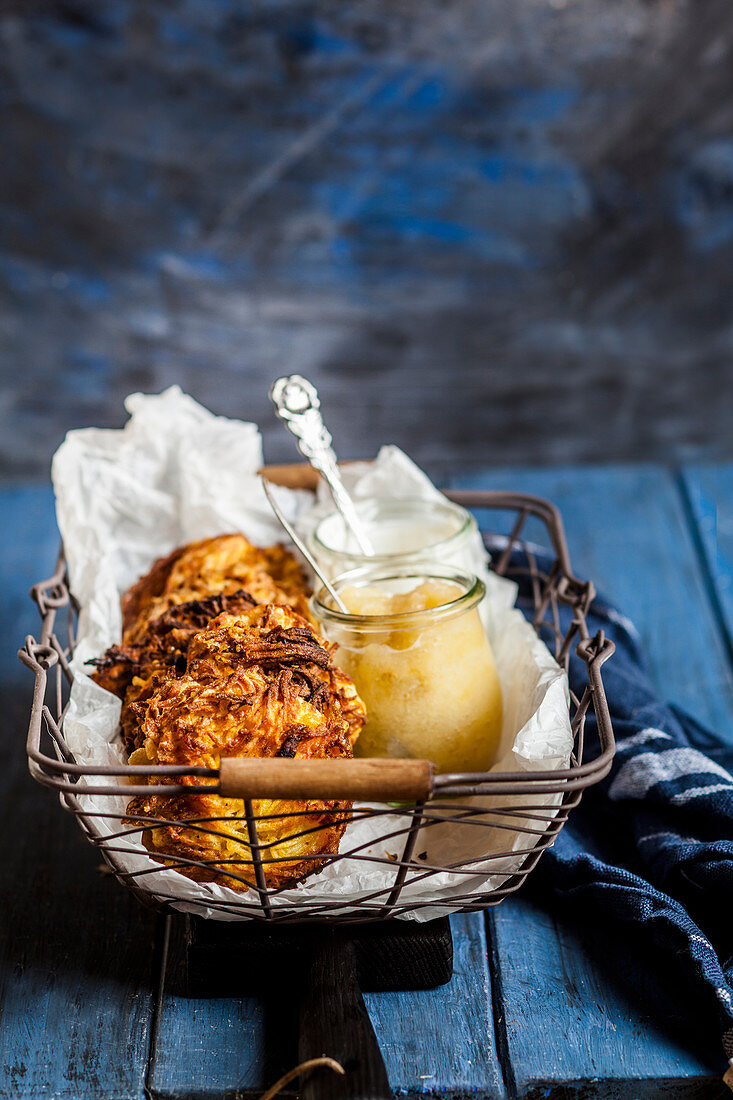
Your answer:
(90, 534), (365, 891)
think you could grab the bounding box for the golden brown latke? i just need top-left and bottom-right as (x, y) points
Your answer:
(90, 535), (365, 891)
(182, 605), (365, 749)
(91, 589), (258, 753)
(92, 531), (315, 751)
(122, 534), (311, 642)
(125, 604), (364, 890)
(91, 591), (364, 754)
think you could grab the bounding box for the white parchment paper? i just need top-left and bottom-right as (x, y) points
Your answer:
(52, 387), (572, 921)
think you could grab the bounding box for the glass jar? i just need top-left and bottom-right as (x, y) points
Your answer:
(311, 565), (503, 775)
(308, 496), (479, 579)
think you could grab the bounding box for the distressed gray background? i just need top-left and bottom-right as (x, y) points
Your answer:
(2, 0), (733, 481)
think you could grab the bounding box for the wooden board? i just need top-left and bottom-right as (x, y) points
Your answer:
(148, 918), (274, 1100)
(450, 465), (730, 1097)
(149, 913), (504, 1099)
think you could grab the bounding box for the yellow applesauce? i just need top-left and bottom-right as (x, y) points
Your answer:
(334, 580), (503, 774)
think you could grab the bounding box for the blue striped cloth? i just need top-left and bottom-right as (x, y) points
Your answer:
(510, 552), (733, 1065)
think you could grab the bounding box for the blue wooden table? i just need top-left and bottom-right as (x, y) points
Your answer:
(2, 463), (731, 1098)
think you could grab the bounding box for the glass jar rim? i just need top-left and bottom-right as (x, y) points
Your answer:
(311, 495), (476, 562)
(311, 563), (485, 628)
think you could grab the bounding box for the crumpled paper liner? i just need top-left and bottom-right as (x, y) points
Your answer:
(52, 387), (572, 922)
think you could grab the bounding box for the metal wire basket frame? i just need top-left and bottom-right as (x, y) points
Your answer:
(19, 490), (616, 924)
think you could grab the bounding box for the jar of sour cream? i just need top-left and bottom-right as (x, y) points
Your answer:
(311, 566), (503, 775)
(308, 497), (479, 579)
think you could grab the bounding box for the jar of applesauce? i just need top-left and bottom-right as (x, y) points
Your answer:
(311, 566), (503, 774)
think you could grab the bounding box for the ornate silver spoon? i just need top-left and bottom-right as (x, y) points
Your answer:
(269, 374), (375, 556)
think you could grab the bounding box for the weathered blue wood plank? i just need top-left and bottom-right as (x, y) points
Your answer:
(8, 466), (729, 1098)
(0, 484), (57, 684)
(149, 913), (504, 1099)
(450, 464), (729, 1097)
(364, 913), (503, 1098)
(680, 463), (733, 653)
(147, 916), (272, 1100)
(490, 895), (722, 1099)
(0, 487), (157, 1100)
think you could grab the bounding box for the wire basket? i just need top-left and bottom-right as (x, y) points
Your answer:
(19, 489), (615, 924)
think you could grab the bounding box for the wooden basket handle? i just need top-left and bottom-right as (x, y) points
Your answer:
(218, 758), (434, 802)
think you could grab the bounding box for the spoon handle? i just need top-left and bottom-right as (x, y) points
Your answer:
(260, 477), (348, 613)
(269, 375), (374, 555)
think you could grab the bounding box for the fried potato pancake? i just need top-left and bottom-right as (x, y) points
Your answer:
(90, 534), (366, 891)
(92, 590), (257, 753)
(122, 533), (311, 642)
(125, 604), (363, 890)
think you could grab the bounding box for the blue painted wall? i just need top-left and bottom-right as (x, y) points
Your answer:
(2, 0), (733, 477)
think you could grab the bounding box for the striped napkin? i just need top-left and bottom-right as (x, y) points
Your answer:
(507, 547), (733, 1078)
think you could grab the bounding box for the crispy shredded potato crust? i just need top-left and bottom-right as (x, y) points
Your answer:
(89, 534), (365, 891)
(122, 534), (312, 642)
